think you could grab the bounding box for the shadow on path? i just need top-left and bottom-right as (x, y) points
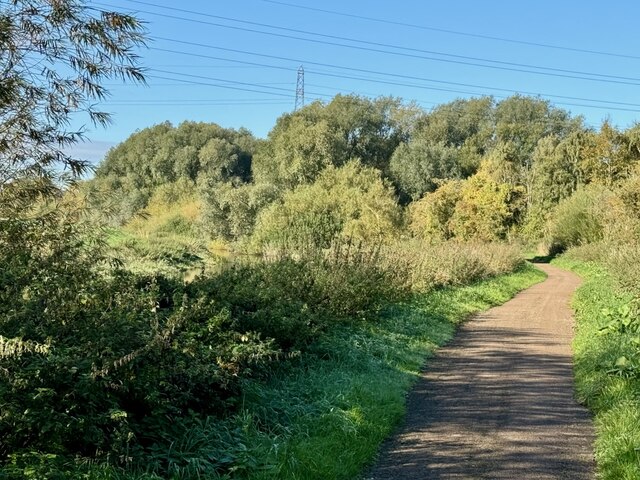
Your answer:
(365, 264), (595, 480)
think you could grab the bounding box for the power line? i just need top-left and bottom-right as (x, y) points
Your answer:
(107, 0), (640, 86)
(138, 74), (603, 132)
(149, 46), (510, 99)
(105, 98), (292, 103)
(155, 43), (637, 107)
(147, 74), (294, 98)
(149, 41), (640, 112)
(150, 68), (330, 98)
(149, 66), (640, 114)
(138, 72), (603, 128)
(147, 72), (332, 101)
(307, 68), (491, 98)
(149, 64), (260, 68)
(258, 0), (640, 61)
(105, 101), (291, 106)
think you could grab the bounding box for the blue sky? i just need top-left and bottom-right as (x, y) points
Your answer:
(75, 0), (640, 163)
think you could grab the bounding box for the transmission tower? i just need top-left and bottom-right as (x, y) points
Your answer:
(294, 65), (304, 111)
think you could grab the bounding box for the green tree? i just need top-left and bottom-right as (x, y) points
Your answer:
(323, 95), (420, 172)
(252, 95), (421, 189)
(494, 95), (581, 171)
(173, 145), (199, 181)
(522, 134), (587, 237)
(252, 114), (346, 189)
(95, 122), (257, 223)
(417, 96), (495, 174)
(580, 121), (638, 186)
(623, 123), (640, 160)
(0, 0), (146, 213)
(390, 140), (461, 201)
(251, 161), (402, 251)
(199, 137), (252, 183)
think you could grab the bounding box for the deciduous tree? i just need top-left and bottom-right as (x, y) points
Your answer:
(0, 0), (146, 213)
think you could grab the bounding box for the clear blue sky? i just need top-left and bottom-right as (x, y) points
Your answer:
(75, 0), (640, 163)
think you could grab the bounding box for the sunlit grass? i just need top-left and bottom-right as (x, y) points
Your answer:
(553, 257), (640, 480)
(234, 263), (546, 479)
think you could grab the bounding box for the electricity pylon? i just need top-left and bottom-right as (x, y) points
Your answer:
(294, 65), (304, 111)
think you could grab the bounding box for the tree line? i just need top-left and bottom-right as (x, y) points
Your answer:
(87, 94), (640, 251)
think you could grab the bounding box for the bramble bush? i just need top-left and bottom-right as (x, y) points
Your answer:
(0, 216), (279, 477)
(0, 216), (411, 478)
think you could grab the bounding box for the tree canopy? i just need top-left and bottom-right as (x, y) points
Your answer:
(87, 93), (640, 247)
(0, 0), (146, 213)
(252, 161), (402, 251)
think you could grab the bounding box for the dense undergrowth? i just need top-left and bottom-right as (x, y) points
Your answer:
(0, 213), (530, 479)
(554, 246), (640, 480)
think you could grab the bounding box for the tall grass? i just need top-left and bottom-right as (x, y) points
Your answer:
(562, 241), (640, 298)
(390, 241), (525, 292)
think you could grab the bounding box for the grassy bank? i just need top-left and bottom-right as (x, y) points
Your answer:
(224, 263), (545, 479)
(552, 257), (640, 480)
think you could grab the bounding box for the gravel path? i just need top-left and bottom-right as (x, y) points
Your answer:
(365, 264), (595, 480)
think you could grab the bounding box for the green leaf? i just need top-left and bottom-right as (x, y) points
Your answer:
(615, 356), (630, 368)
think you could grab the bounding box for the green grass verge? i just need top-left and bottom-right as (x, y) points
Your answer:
(232, 263), (546, 479)
(552, 257), (640, 480)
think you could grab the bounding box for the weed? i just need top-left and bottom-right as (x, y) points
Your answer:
(553, 257), (640, 480)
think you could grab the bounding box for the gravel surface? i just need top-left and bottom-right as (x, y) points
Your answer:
(365, 264), (595, 480)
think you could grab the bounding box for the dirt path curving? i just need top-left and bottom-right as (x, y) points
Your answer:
(365, 264), (595, 480)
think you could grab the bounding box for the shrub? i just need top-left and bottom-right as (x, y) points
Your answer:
(408, 179), (462, 241)
(546, 185), (617, 252)
(251, 161), (403, 252)
(190, 241), (410, 350)
(189, 259), (324, 350)
(0, 217), (279, 474)
(200, 181), (280, 242)
(546, 173), (640, 257)
(449, 171), (525, 241)
(310, 241), (410, 318)
(409, 172), (524, 243)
